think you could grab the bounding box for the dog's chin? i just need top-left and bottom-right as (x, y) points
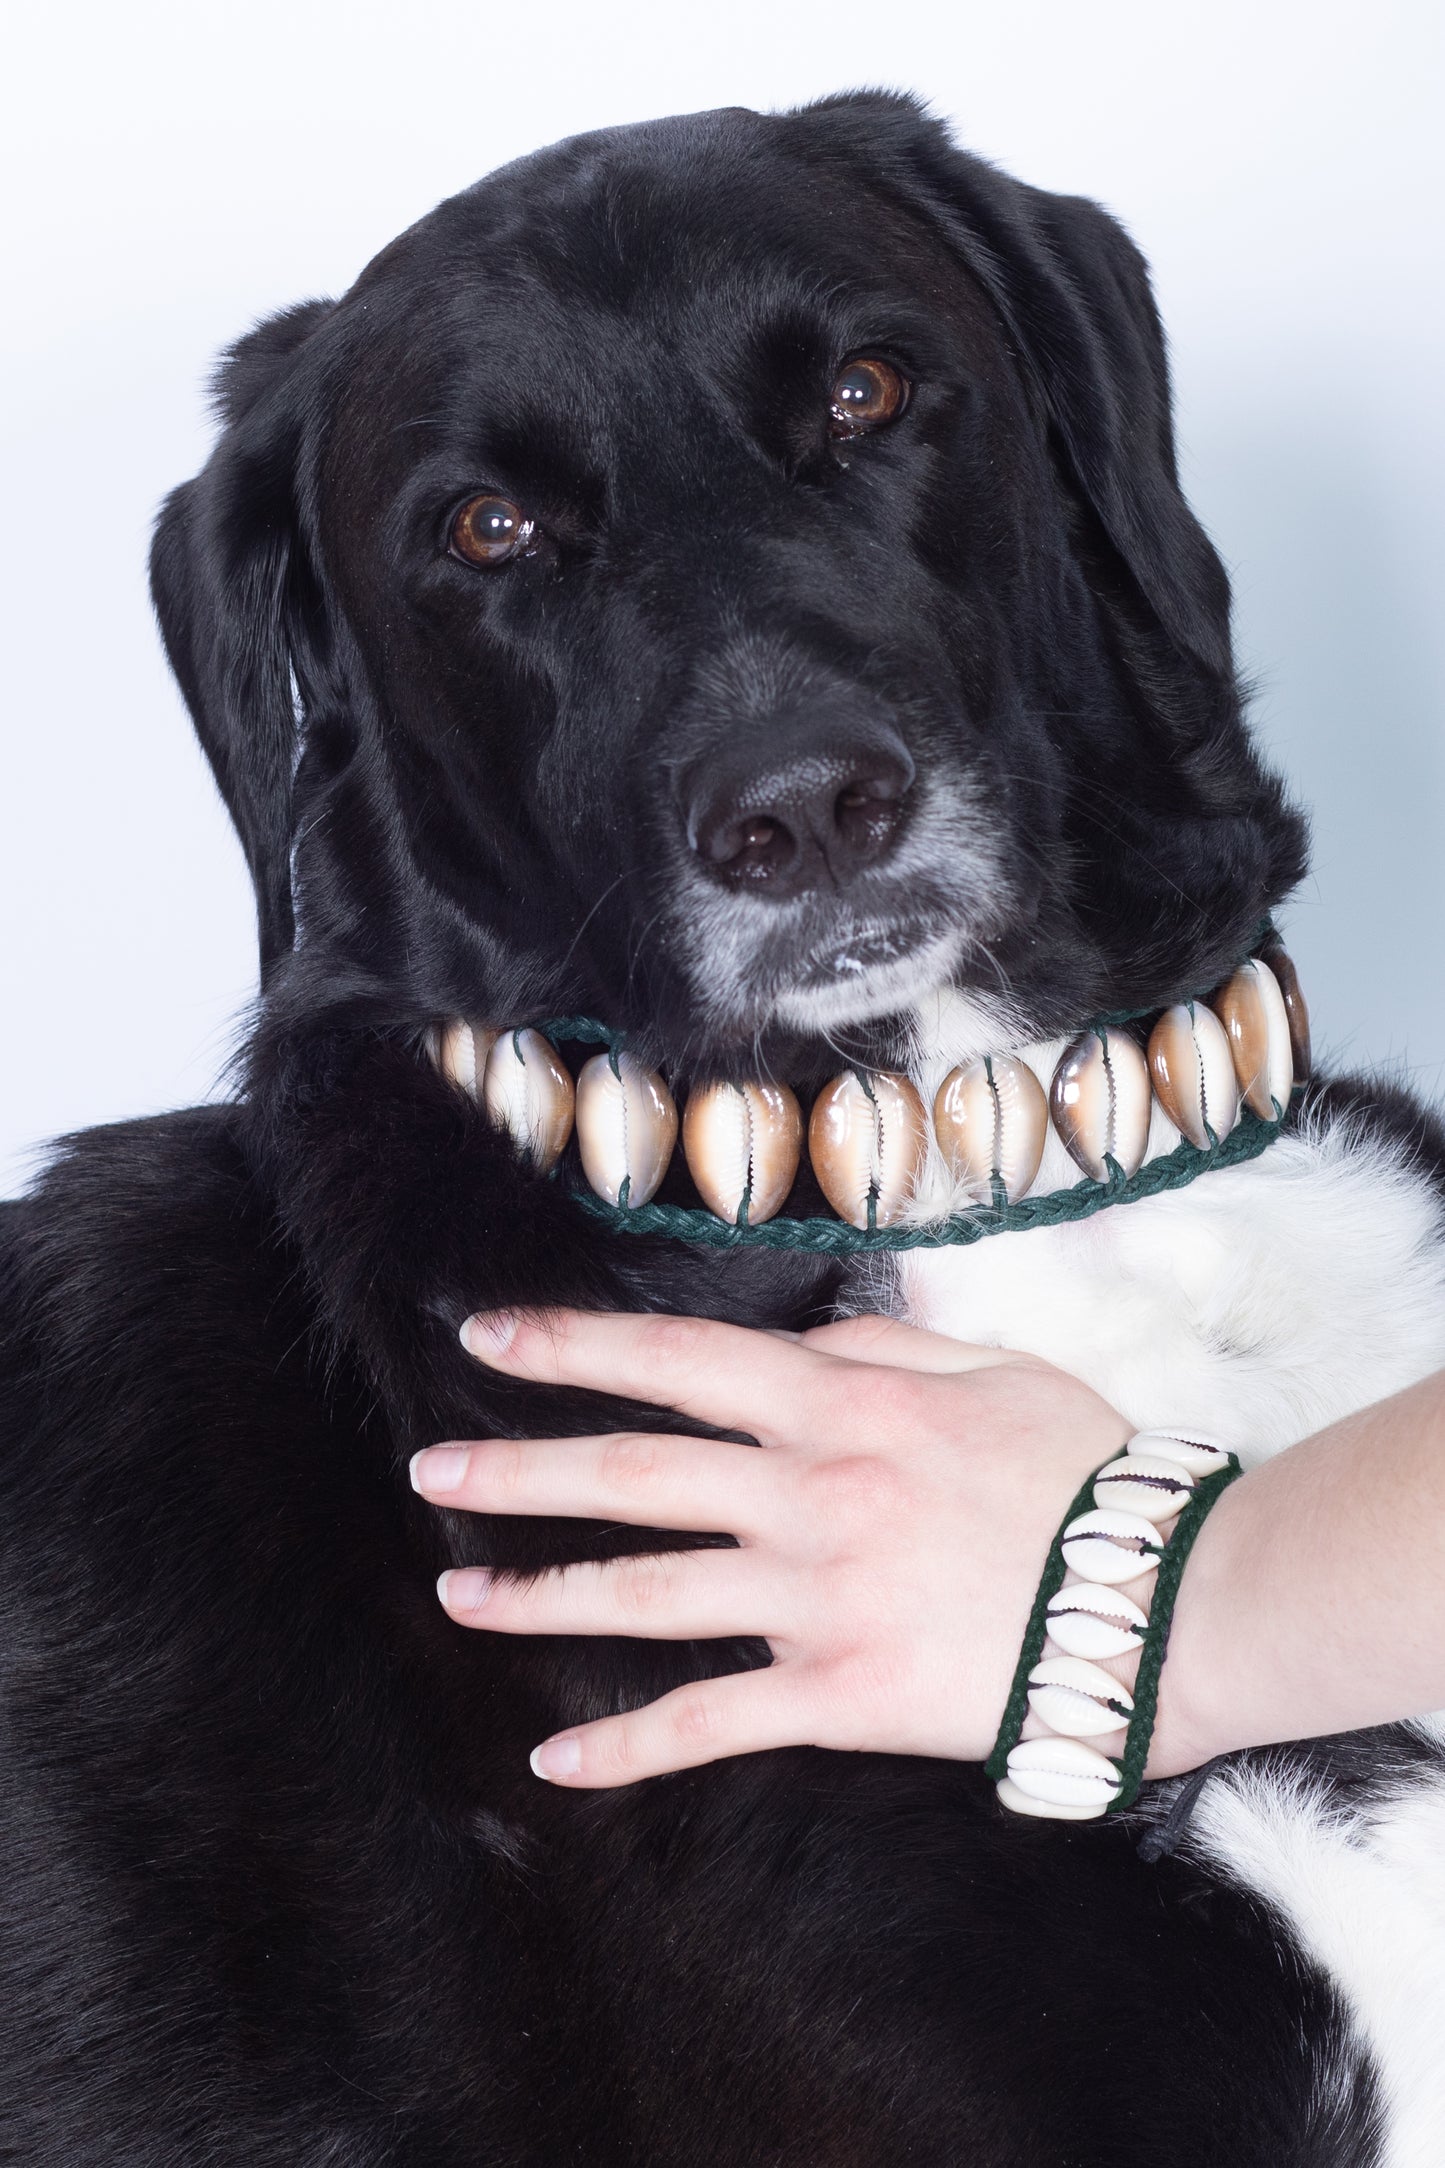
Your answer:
(769, 928), (969, 1035)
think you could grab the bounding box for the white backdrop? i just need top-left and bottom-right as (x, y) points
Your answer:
(3, 0), (1442, 1195)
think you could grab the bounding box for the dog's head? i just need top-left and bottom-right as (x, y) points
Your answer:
(153, 92), (1305, 1073)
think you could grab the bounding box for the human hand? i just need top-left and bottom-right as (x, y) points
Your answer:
(412, 1309), (1177, 1787)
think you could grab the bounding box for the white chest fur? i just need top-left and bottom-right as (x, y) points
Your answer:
(890, 1092), (1445, 2165)
(898, 1115), (1445, 1461)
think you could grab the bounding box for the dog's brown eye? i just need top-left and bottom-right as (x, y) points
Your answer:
(449, 494), (535, 566)
(828, 358), (908, 438)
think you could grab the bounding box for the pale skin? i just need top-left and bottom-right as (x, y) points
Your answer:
(409, 1307), (1445, 1789)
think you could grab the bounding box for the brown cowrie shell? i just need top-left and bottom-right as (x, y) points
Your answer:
(1060, 1508), (1165, 1585)
(933, 1054), (1048, 1206)
(1048, 1029), (1151, 1183)
(1027, 1656), (1135, 1738)
(1004, 1735), (1123, 1811)
(437, 1019), (499, 1098)
(808, 1070), (928, 1230)
(1262, 943), (1312, 1085)
(480, 1029), (575, 1175)
(1044, 1581), (1150, 1661)
(1209, 958), (1293, 1120)
(1092, 1453), (1195, 1523)
(575, 1052), (679, 1209)
(1128, 1429), (1233, 1478)
(1147, 1001), (1239, 1150)
(682, 1080), (803, 1225)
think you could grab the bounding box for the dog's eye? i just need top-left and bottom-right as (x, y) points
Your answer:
(828, 358), (908, 439)
(449, 494), (536, 567)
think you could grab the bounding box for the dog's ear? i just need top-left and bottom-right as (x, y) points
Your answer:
(151, 300), (334, 981)
(942, 164), (1233, 684)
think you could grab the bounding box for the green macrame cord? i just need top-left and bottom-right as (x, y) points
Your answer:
(1110, 1456), (1243, 1813)
(985, 1452), (1243, 1814)
(982, 1463), (1110, 1785)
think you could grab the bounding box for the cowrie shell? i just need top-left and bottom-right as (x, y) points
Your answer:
(437, 1019), (499, 1098)
(1147, 1001), (1239, 1150)
(1045, 1582), (1149, 1660)
(1129, 1429), (1232, 1478)
(1060, 1509), (1164, 1585)
(1209, 958), (1293, 1121)
(808, 1070), (927, 1229)
(1005, 1735), (1123, 1810)
(1263, 944), (1311, 1085)
(995, 1777), (1110, 1822)
(681, 1080), (803, 1225)
(575, 1052), (679, 1209)
(1092, 1453), (1195, 1524)
(1027, 1656), (1135, 1738)
(480, 1029), (576, 1174)
(933, 1054), (1048, 1206)
(1048, 1029), (1151, 1183)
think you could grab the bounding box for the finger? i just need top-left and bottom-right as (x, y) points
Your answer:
(800, 1314), (1025, 1374)
(438, 1547), (797, 1642)
(527, 1667), (810, 1786)
(412, 1431), (785, 1538)
(459, 1306), (849, 1438)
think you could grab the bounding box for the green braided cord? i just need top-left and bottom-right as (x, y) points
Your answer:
(1107, 1455), (1243, 1814)
(567, 1098), (1291, 1252)
(535, 1015), (626, 1051)
(983, 1464), (1111, 1783)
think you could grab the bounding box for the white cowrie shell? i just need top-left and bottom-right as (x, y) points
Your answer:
(995, 1777), (1110, 1822)
(933, 1054), (1048, 1206)
(1209, 957), (1293, 1120)
(1005, 1735), (1123, 1810)
(1044, 1582), (1149, 1660)
(1147, 1001), (1239, 1151)
(1060, 1509), (1164, 1586)
(681, 1081), (803, 1225)
(1263, 944), (1311, 1085)
(1129, 1429), (1233, 1478)
(1092, 1454), (1195, 1524)
(808, 1070), (928, 1229)
(575, 1052), (679, 1209)
(480, 1029), (576, 1175)
(437, 1020), (499, 1098)
(1048, 1030), (1151, 1183)
(1027, 1656), (1135, 1738)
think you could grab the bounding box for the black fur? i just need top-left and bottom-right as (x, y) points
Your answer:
(2, 93), (1413, 2163)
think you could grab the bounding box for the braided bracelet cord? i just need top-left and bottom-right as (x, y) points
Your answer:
(982, 1464), (1110, 1785)
(984, 1451), (1243, 1807)
(1108, 1456), (1242, 1812)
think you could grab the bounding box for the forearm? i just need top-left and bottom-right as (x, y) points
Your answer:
(1149, 1370), (1445, 1777)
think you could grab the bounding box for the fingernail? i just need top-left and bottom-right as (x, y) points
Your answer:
(461, 1310), (518, 1360)
(410, 1446), (469, 1494)
(437, 1568), (492, 1615)
(530, 1735), (582, 1782)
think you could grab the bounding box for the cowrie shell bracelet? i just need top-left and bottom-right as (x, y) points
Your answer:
(985, 1433), (1243, 1821)
(430, 945), (1309, 1245)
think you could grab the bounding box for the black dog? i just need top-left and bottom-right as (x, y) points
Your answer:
(5, 91), (1444, 2165)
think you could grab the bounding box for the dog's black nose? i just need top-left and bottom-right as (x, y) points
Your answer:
(687, 726), (915, 895)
